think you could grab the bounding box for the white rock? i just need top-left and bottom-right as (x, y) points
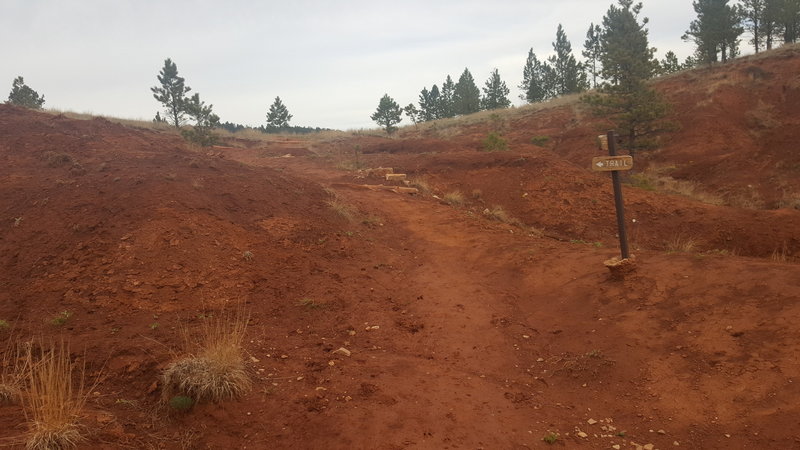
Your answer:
(332, 347), (352, 357)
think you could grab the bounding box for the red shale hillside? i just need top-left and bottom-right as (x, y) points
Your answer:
(0, 46), (799, 450)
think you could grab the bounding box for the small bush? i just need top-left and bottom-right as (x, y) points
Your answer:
(162, 309), (251, 404)
(0, 319), (9, 331)
(42, 151), (73, 168)
(482, 131), (508, 152)
(327, 199), (354, 221)
(168, 395), (195, 412)
(530, 135), (550, 146)
(51, 311), (72, 327)
(542, 432), (559, 444)
(443, 191), (465, 206)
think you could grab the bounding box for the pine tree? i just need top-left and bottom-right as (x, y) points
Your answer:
(6, 76), (45, 109)
(481, 69), (511, 110)
(418, 85), (440, 121)
(741, 0), (766, 52)
(453, 68), (481, 115)
(182, 93), (220, 146)
(762, 0), (784, 49)
(437, 75), (456, 118)
(782, 0), (800, 43)
(582, 23), (603, 88)
(549, 24), (586, 95)
(266, 96), (293, 130)
(657, 51), (683, 75)
(370, 94), (403, 134)
(151, 58), (191, 128)
(519, 49), (536, 100)
(683, 0), (743, 64)
(583, 0), (673, 153)
(404, 103), (420, 125)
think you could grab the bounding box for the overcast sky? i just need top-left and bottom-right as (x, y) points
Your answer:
(2, 0), (703, 130)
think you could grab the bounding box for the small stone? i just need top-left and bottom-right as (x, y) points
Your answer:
(328, 360), (335, 366)
(644, 444), (655, 450)
(332, 347), (352, 357)
(577, 431), (588, 438)
(587, 419), (598, 425)
(674, 441), (680, 446)
(522, 335), (530, 339)
(348, 330), (356, 336)
(280, 354), (288, 359)
(537, 358), (544, 362)
(725, 434), (731, 438)
(613, 445), (621, 450)
(658, 429), (666, 435)
(250, 356), (260, 363)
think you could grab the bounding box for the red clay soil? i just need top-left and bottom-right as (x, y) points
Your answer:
(1, 48), (800, 449)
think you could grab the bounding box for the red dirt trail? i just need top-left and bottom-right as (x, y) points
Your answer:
(1, 49), (800, 450)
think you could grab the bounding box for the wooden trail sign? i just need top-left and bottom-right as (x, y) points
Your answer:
(592, 155), (633, 172)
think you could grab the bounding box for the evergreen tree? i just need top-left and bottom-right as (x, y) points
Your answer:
(782, 0), (800, 43)
(182, 93), (220, 146)
(582, 23), (603, 88)
(370, 94), (403, 134)
(481, 69), (511, 110)
(417, 85), (440, 121)
(6, 76), (45, 109)
(520, 51), (558, 103)
(683, 0), (743, 64)
(657, 51), (683, 75)
(741, 0), (766, 52)
(266, 96), (293, 130)
(453, 68), (481, 115)
(438, 75), (456, 118)
(519, 49), (536, 100)
(761, 0), (783, 49)
(151, 58), (191, 128)
(584, 0), (672, 153)
(549, 24), (586, 95)
(404, 103), (420, 125)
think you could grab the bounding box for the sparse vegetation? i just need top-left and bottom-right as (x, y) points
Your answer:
(22, 340), (89, 450)
(242, 250), (254, 261)
(168, 395), (194, 412)
(666, 234), (698, 253)
(482, 206), (523, 227)
(51, 311), (72, 327)
(162, 309), (251, 404)
(481, 131), (508, 152)
(542, 431), (559, 444)
(0, 319), (9, 330)
(530, 135), (550, 146)
(297, 298), (325, 310)
(443, 190), (465, 206)
(327, 198), (355, 221)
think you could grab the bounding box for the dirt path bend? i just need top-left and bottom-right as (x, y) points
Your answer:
(224, 149), (800, 450)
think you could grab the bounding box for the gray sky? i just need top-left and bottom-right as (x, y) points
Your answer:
(2, 0), (701, 130)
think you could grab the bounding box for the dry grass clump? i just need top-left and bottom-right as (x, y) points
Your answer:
(22, 340), (88, 450)
(483, 206), (523, 227)
(1, 339), (25, 405)
(409, 177), (432, 194)
(162, 310), (251, 404)
(443, 190), (465, 206)
(327, 198), (354, 221)
(665, 234), (698, 253)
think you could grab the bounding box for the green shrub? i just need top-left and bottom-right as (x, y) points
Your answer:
(530, 135), (550, 146)
(168, 395), (194, 411)
(482, 132), (508, 152)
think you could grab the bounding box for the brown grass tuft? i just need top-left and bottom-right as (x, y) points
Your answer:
(162, 309), (251, 404)
(443, 191), (465, 207)
(665, 234), (698, 253)
(22, 340), (88, 450)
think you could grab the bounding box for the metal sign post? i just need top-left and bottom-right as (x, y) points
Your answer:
(594, 130), (632, 260)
